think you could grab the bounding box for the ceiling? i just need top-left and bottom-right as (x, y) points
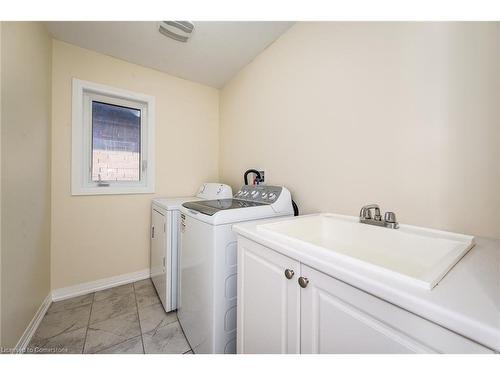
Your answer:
(45, 21), (294, 88)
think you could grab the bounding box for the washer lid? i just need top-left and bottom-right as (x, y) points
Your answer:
(153, 196), (200, 210)
(182, 199), (267, 216)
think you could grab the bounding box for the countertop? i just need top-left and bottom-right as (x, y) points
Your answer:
(233, 216), (500, 352)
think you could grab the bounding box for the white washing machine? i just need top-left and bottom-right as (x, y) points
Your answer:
(178, 185), (294, 353)
(150, 183), (232, 312)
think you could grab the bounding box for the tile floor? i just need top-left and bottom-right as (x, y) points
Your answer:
(28, 279), (193, 354)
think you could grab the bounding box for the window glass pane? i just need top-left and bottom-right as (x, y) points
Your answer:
(91, 101), (141, 182)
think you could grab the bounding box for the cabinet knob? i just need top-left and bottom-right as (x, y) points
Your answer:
(298, 276), (309, 288)
(284, 269), (295, 279)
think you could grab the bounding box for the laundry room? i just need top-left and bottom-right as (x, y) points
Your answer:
(1, 1), (499, 373)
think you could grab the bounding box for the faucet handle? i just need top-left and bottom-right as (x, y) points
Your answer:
(360, 204), (379, 220)
(384, 212), (397, 223)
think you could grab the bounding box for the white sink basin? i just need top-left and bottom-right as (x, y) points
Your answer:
(257, 213), (475, 290)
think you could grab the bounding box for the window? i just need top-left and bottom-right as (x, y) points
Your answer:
(72, 79), (155, 195)
(91, 101), (141, 183)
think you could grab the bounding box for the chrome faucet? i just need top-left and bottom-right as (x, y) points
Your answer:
(359, 204), (399, 229)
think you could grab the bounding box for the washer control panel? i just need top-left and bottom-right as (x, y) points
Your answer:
(234, 185), (283, 204)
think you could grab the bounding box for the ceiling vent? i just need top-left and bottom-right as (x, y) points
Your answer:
(158, 21), (195, 42)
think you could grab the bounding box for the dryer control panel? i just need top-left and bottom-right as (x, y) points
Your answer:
(197, 183), (233, 200)
(234, 185), (283, 204)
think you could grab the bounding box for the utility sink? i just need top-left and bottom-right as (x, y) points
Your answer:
(257, 213), (475, 290)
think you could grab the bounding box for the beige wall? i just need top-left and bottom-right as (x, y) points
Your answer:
(51, 41), (219, 290)
(1, 22), (52, 348)
(220, 22), (500, 239)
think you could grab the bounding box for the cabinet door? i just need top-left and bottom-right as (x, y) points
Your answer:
(151, 209), (167, 309)
(300, 265), (432, 354)
(237, 238), (300, 354)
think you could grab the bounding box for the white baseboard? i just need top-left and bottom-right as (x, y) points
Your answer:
(51, 268), (150, 302)
(14, 293), (52, 354)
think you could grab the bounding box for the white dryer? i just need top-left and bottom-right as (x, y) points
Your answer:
(178, 185), (294, 353)
(150, 183), (232, 312)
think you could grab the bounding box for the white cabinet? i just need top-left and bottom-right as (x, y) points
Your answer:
(237, 239), (493, 354)
(237, 237), (301, 354)
(301, 265), (427, 353)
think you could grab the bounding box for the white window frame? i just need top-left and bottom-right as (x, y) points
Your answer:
(72, 78), (155, 195)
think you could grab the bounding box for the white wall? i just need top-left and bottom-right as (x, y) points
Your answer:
(1, 22), (52, 348)
(220, 22), (500, 239)
(51, 41), (220, 290)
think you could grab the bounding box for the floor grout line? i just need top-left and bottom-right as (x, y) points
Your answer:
(27, 295), (95, 351)
(132, 281), (146, 354)
(82, 292), (96, 354)
(85, 284), (142, 354)
(176, 312), (193, 353)
(83, 300), (137, 326)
